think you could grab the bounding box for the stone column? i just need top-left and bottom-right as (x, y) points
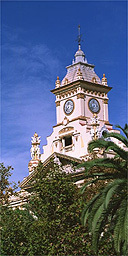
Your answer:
(62, 138), (65, 154)
(103, 99), (109, 121)
(77, 93), (85, 116)
(56, 101), (60, 124)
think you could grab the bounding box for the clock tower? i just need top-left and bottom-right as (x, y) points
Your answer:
(40, 39), (113, 164)
(16, 29), (124, 195)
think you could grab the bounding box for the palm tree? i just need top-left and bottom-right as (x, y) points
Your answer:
(79, 124), (128, 255)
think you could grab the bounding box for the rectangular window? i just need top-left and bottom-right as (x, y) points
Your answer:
(65, 136), (72, 147)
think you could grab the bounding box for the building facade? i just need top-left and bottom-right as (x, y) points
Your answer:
(19, 36), (120, 190)
(41, 44), (112, 163)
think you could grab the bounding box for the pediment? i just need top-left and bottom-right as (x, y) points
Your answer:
(19, 152), (82, 190)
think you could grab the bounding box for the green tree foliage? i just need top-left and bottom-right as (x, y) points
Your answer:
(0, 163), (17, 205)
(1, 208), (34, 255)
(79, 124), (128, 255)
(0, 163), (34, 255)
(1, 162), (115, 255)
(26, 161), (92, 256)
(0, 162), (91, 255)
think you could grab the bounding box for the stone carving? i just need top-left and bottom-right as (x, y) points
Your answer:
(99, 125), (111, 141)
(59, 126), (74, 134)
(31, 132), (41, 144)
(102, 74), (107, 86)
(64, 78), (69, 85)
(62, 116), (69, 126)
(30, 133), (41, 160)
(90, 114), (100, 140)
(92, 77), (97, 83)
(54, 156), (62, 166)
(55, 76), (61, 88)
(76, 68), (83, 80)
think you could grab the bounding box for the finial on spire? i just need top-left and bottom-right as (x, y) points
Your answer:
(102, 73), (108, 86)
(76, 25), (83, 50)
(55, 76), (61, 88)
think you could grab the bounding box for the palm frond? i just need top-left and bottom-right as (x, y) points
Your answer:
(81, 192), (102, 226)
(80, 124), (128, 255)
(90, 194), (110, 251)
(114, 198), (128, 254)
(80, 179), (99, 194)
(86, 171), (127, 180)
(116, 124), (128, 138)
(80, 176), (113, 195)
(104, 179), (126, 208)
(103, 132), (128, 147)
(92, 202), (105, 232)
(81, 174), (126, 197)
(88, 140), (127, 160)
(88, 193), (106, 229)
(92, 210), (108, 252)
(81, 208), (90, 226)
(90, 182), (120, 232)
(79, 157), (126, 174)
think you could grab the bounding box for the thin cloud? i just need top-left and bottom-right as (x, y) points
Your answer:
(2, 26), (63, 184)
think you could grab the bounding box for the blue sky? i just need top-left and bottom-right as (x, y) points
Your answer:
(1, 1), (127, 185)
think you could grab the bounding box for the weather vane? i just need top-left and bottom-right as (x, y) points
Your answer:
(76, 25), (83, 49)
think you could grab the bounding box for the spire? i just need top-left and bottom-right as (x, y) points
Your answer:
(74, 25), (87, 64)
(76, 25), (82, 50)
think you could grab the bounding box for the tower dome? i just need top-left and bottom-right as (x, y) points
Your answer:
(75, 45), (86, 63)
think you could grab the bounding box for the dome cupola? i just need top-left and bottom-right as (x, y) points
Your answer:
(74, 45), (86, 63)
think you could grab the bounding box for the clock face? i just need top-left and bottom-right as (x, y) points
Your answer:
(64, 100), (74, 115)
(88, 98), (100, 113)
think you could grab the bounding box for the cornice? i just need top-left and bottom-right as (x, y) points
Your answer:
(51, 80), (112, 95)
(53, 122), (63, 128)
(66, 61), (95, 69)
(53, 117), (113, 129)
(53, 116), (87, 128)
(104, 121), (113, 126)
(70, 116), (87, 122)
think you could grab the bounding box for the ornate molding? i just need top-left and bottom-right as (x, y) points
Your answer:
(59, 126), (74, 135)
(55, 76), (61, 88)
(77, 93), (85, 99)
(51, 80), (112, 96)
(63, 116), (69, 126)
(102, 74), (107, 86)
(63, 78), (69, 85)
(92, 77), (97, 83)
(56, 101), (60, 107)
(103, 99), (108, 104)
(105, 121), (111, 125)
